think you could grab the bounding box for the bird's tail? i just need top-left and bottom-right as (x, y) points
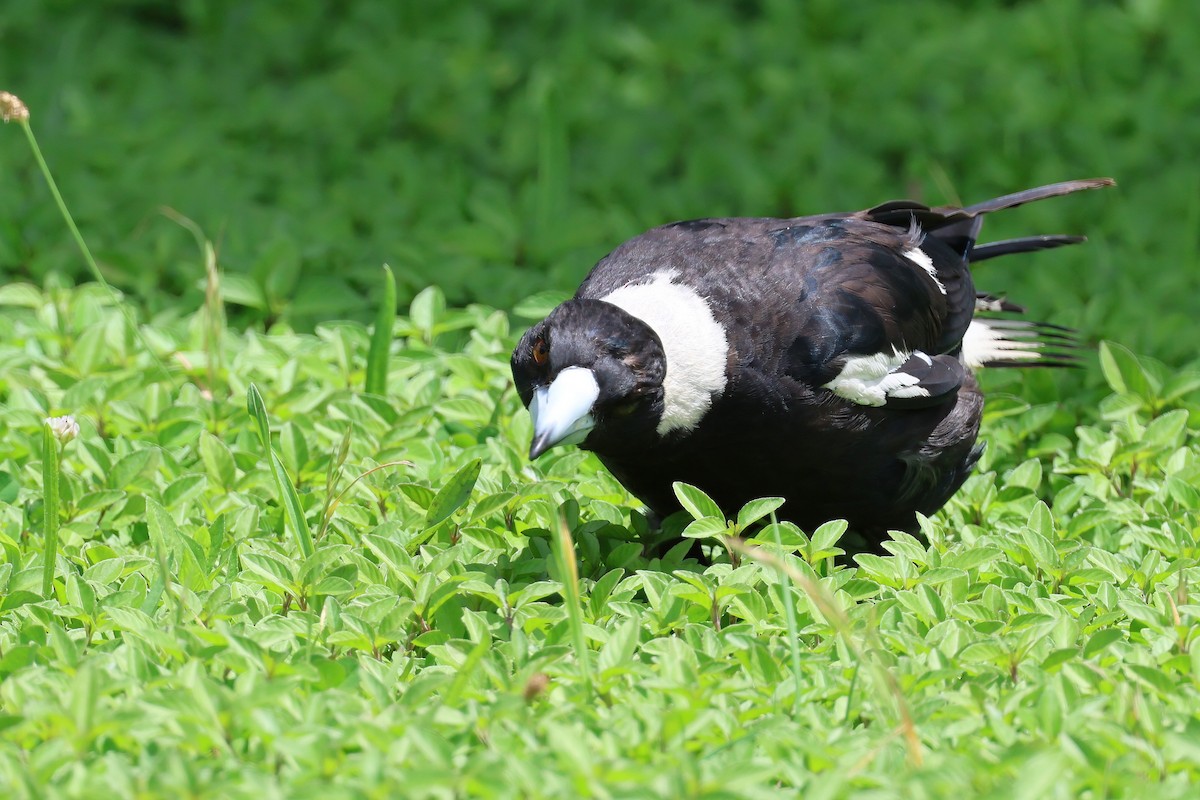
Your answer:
(939, 177), (1115, 259)
(954, 178), (1114, 370)
(867, 177), (1113, 370)
(960, 317), (1081, 369)
(867, 177), (1114, 257)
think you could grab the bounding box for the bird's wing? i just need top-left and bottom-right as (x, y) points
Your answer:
(762, 215), (974, 409)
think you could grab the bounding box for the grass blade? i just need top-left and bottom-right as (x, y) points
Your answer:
(725, 535), (923, 767)
(770, 512), (804, 718)
(40, 424), (60, 598)
(365, 264), (396, 395)
(247, 384), (315, 559)
(554, 513), (592, 693)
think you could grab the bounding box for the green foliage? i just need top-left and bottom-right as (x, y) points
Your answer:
(4, 1), (1200, 794)
(2, 1), (1198, 362)
(3, 284), (1200, 797)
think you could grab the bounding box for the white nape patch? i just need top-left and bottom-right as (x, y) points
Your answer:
(822, 349), (932, 407)
(961, 320), (1041, 369)
(601, 271), (729, 435)
(904, 247), (945, 295)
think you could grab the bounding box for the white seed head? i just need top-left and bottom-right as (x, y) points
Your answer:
(0, 92), (29, 123)
(45, 415), (80, 444)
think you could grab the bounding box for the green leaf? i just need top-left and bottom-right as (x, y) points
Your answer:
(753, 521), (808, 548)
(943, 547), (1003, 571)
(1098, 341), (1153, 399)
(681, 516), (728, 539)
(365, 264), (396, 395)
(1098, 392), (1144, 420)
(957, 640), (1008, 663)
(271, 451), (314, 558)
(145, 496), (182, 560)
(399, 483), (437, 510)
(107, 448), (157, 490)
(363, 533), (413, 578)
(469, 491), (516, 522)
(1125, 664), (1177, 696)
(1006, 459), (1042, 491)
(240, 551), (298, 593)
(1, 591), (41, 612)
(219, 274), (268, 310)
(736, 497), (785, 529)
(1081, 628), (1124, 658)
(1167, 476), (1200, 509)
(279, 422), (309, 476)
(512, 290), (571, 320)
(672, 482), (722, 521)
(198, 431), (236, 490)
(460, 526), (507, 550)
(1163, 369), (1200, 402)
(410, 286), (446, 341)
(1026, 501), (1055, 540)
(163, 474), (206, 509)
(1142, 408), (1188, 451)
(68, 325), (109, 374)
(597, 615), (641, 674)
(246, 384), (272, 451)
(0, 282), (44, 307)
(0, 471), (18, 504)
(810, 519), (849, 552)
(425, 459), (482, 530)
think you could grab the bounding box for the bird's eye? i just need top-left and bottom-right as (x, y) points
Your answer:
(532, 337), (549, 366)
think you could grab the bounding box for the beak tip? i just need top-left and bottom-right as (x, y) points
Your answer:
(529, 436), (551, 460)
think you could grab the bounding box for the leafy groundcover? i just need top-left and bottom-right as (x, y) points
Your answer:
(2, 282), (1200, 798)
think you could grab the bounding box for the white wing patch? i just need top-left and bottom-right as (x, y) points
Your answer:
(961, 320), (1042, 369)
(822, 349), (933, 407)
(602, 271), (729, 435)
(904, 247), (945, 295)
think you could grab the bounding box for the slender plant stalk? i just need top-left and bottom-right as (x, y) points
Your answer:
(318, 459), (413, 541)
(554, 513), (592, 692)
(770, 513), (805, 719)
(160, 207), (226, 417)
(8, 97), (170, 381)
(41, 425), (61, 598)
(725, 535), (923, 766)
(247, 384), (315, 559)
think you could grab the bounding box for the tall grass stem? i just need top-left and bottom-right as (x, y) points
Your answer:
(17, 116), (170, 381)
(40, 425), (61, 598)
(554, 513), (592, 692)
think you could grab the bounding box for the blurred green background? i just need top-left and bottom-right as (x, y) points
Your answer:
(2, 0), (1196, 360)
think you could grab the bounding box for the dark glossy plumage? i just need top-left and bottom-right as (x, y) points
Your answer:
(512, 179), (1112, 541)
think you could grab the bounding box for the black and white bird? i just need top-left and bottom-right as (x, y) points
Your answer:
(511, 179), (1112, 540)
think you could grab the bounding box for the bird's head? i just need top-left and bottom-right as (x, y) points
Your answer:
(511, 299), (667, 459)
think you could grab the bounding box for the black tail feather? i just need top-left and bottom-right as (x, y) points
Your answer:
(969, 235), (1087, 263)
(867, 177), (1113, 259)
(963, 317), (1084, 370)
(957, 178), (1115, 217)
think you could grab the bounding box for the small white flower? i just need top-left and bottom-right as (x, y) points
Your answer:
(45, 415), (80, 444)
(0, 91), (29, 123)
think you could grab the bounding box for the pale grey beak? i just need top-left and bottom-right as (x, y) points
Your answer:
(529, 367), (599, 459)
